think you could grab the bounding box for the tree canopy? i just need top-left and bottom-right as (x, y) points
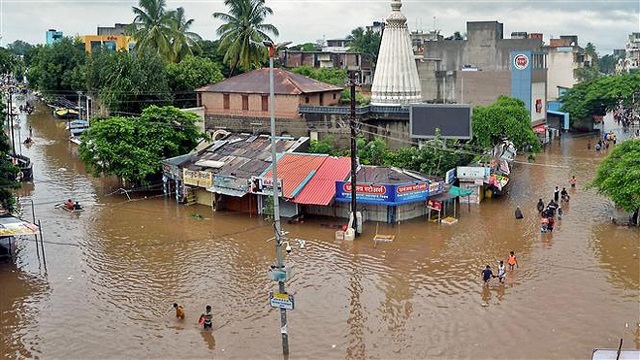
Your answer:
(166, 55), (224, 107)
(213, 0), (279, 74)
(26, 38), (86, 97)
(472, 96), (541, 152)
(78, 106), (202, 184)
(0, 100), (20, 213)
(589, 139), (640, 213)
(347, 27), (381, 64)
(84, 50), (172, 115)
(560, 73), (640, 122)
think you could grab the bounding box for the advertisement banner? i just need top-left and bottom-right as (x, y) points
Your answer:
(395, 182), (429, 203)
(335, 181), (393, 204)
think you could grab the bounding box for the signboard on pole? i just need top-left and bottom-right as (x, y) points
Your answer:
(269, 292), (294, 310)
(251, 176), (283, 196)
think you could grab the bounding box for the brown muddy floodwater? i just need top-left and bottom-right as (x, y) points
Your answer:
(1, 102), (638, 359)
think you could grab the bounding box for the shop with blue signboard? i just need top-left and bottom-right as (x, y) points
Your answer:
(334, 166), (444, 223)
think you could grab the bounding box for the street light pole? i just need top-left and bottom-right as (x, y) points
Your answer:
(349, 71), (358, 235)
(265, 40), (291, 356)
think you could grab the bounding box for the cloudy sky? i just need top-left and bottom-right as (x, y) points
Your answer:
(1, 0), (638, 54)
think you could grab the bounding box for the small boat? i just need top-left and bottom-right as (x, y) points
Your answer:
(54, 203), (84, 213)
(65, 119), (89, 130)
(54, 108), (79, 119)
(69, 136), (82, 145)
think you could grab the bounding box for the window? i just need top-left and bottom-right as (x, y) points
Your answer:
(319, 93), (324, 106)
(333, 93), (336, 100)
(197, 93), (202, 107)
(305, 96), (310, 104)
(223, 94), (230, 109)
(262, 95), (269, 111)
(242, 95), (249, 111)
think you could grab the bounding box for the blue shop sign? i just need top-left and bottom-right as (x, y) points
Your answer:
(335, 180), (444, 205)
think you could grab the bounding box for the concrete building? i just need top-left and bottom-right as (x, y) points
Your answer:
(322, 39), (351, 53)
(411, 29), (443, 55)
(195, 68), (343, 137)
(544, 36), (590, 100)
(45, 29), (63, 45)
(617, 32), (640, 73)
(418, 21), (548, 129)
(370, 0), (422, 105)
(97, 23), (129, 36)
(281, 50), (374, 84)
(81, 35), (134, 53)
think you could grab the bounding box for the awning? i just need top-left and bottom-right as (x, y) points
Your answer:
(429, 192), (457, 202)
(533, 124), (547, 134)
(449, 186), (474, 197)
(0, 215), (39, 237)
(208, 187), (248, 197)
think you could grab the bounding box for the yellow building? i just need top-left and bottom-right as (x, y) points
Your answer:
(81, 35), (135, 53)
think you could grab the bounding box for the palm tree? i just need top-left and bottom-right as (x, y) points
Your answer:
(167, 7), (202, 63)
(213, 0), (279, 75)
(129, 0), (174, 60)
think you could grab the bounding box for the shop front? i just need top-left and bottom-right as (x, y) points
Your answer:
(334, 180), (444, 223)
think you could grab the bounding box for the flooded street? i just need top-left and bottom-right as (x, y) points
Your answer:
(1, 103), (638, 359)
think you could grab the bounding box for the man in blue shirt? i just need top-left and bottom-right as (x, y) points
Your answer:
(482, 265), (495, 285)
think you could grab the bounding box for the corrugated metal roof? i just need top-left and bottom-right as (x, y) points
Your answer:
(195, 68), (343, 95)
(294, 157), (351, 205)
(262, 153), (328, 199)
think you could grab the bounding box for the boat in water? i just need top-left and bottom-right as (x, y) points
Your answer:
(54, 108), (79, 119)
(54, 203), (84, 213)
(66, 119), (90, 136)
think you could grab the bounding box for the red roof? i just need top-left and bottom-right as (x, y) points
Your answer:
(294, 156), (351, 206)
(263, 153), (328, 199)
(195, 68), (343, 95)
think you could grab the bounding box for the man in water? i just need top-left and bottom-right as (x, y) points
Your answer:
(536, 199), (544, 213)
(481, 265), (494, 286)
(199, 305), (213, 330)
(569, 175), (577, 188)
(553, 186), (560, 202)
(514, 206), (523, 219)
(507, 251), (518, 271)
(65, 199), (74, 210)
(173, 303), (185, 320)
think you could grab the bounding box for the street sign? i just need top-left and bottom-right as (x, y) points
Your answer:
(269, 291), (294, 310)
(267, 264), (295, 282)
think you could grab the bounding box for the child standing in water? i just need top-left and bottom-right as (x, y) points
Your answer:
(497, 261), (506, 283)
(507, 251), (518, 271)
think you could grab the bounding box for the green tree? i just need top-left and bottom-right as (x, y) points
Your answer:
(84, 50), (171, 115)
(213, 0), (279, 74)
(129, 0), (174, 60)
(26, 38), (86, 97)
(560, 73), (640, 122)
(0, 48), (18, 76)
(195, 40), (232, 77)
(289, 42), (319, 51)
(472, 96), (541, 152)
(357, 137), (387, 165)
(78, 106), (202, 184)
(598, 54), (619, 75)
(166, 55), (224, 107)
(167, 7), (202, 63)
(347, 27), (381, 64)
(589, 139), (640, 214)
(0, 99), (20, 212)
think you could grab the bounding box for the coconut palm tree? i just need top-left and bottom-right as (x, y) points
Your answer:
(213, 0), (279, 75)
(167, 7), (202, 63)
(129, 0), (174, 60)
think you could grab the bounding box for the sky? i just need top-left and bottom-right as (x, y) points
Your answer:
(0, 0), (638, 54)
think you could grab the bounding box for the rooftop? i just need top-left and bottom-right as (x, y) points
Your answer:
(195, 68), (343, 95)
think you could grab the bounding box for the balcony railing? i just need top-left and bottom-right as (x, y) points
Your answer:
(298, 104), (409, 116)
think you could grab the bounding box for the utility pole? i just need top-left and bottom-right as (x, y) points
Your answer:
(349, 71), (358, 235)
(265, 40), (291, 356)
(8, 89), (15, 155)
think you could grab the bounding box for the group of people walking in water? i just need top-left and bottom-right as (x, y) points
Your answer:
(173, 303), (214, 330)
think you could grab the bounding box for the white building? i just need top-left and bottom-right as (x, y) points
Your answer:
(545, 36), (589, 100)
(617, 32), (640, 73)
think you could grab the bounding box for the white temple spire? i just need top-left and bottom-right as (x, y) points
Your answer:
(370, 0), (422, 105)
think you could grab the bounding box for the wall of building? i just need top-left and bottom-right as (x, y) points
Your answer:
(456, 70), (511, 105)
(82, 35), (133, 53)
(531, 81), (547, 123)
(200, 92), (340, 120)
(195, 188), (214, 207)
(418, 60), (440, 102)
(546, 48), (579, 100)
(204, 114), (308, 138)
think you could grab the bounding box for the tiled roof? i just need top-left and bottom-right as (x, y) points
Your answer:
(195, 68), (343, 95)
(294, 156), (351, 205)
(262, 153), (328, 199)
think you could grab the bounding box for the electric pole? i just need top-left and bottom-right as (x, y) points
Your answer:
(349, 71), (358, 236)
